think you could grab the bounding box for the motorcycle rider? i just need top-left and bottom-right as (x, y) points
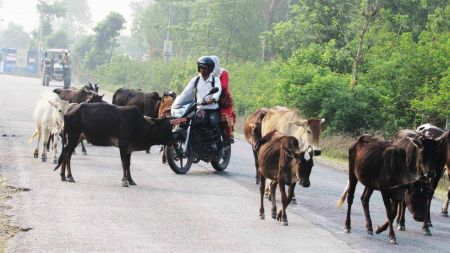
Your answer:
(171, 56), (222, 138)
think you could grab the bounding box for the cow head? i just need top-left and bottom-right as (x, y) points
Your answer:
(391, 178), (430, 222)
(158, 94), (176, 118)
(284, 145), (314, 188)
(407, 135), (439, 180)
(146, 117), (176, 146)
(48, 99), (70, 126)
(289, 118), (325, 156)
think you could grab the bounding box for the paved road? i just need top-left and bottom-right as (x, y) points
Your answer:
(0, 75), (449, 252)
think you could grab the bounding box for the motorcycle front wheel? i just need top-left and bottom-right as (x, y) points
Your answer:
(211, 144), (231, 171)
(166, 141), (193, 174)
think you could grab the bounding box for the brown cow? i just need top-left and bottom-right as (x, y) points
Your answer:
(244, 108), (268, 183)
(416, 125), (450, 217)
(337, 135), (429, 244)
(391, 129), (440, 235)
(257, 130), (314, 226)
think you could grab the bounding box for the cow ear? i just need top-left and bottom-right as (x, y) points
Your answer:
(320, 118), (325, 125)
(407, 137), (422, 147)
(288, 120), (307, 126)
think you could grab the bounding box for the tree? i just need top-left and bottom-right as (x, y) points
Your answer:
(36, 0), (67, 38)
(0, 23), (31, 49)
(46, 29), (69, 48)
(83, 12), (125, 69)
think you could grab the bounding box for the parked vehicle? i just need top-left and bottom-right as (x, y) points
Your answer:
(166, 87), (231, 174)
(0, 48), (17, 73)
(41, 49), (71, 87)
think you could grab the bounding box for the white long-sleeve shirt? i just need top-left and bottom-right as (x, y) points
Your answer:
(172, 74), (222, 111)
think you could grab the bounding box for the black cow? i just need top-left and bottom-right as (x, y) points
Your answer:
(416, 125), (450, 217)
(113, 88), (176, 155)
(54, 103), (176, 187)
(337, 134), (429, 244)
(391, 129), (440, 235)
(112, 88), (162, 117)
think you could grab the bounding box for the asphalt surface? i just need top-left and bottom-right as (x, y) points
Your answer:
(0, 75), (449, 252)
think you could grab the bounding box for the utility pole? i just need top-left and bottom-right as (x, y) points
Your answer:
(164, 1), (173, 63)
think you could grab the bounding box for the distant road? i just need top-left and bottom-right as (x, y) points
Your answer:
(1, 75), (449, 252)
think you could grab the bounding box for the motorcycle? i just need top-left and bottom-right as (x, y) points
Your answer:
(166, 87), (231, 174)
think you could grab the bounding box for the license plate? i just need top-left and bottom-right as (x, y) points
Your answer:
(170, 118), (187, 125)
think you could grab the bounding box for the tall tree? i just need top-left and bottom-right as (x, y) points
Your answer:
(84, 12), (125, 68)
(0, 22), (31, 49)
(351, 0), (379, 86)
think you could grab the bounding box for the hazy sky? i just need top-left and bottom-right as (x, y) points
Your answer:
(0, 0), (133, 35)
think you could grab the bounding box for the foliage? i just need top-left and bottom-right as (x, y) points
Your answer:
(45, 29), (69, 48)
(0, 23), (31, 49)
(77, 1), (450, 138)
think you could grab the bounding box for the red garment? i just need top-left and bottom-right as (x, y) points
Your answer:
(218, 70), (236, 139)
(218, 70), (235, 118)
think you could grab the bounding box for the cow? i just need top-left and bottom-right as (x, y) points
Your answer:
(416, 124), (450, 217)
(337, 134), (430, 244)
(159, 91), (178, 163)
(257, 130), (314, 226)
(29, 92), (71, 163)
(260, 106), (325, 202)
(53, 86), (104, 155)
(391, 129), (440, 235)
(244, 108), (268, 183)
(112, 88), (176, 156)
(54, 103), (176, 187)
(54, 86), (104, 104)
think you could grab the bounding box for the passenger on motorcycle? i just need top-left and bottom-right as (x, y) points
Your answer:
(171, 56), (222, 134)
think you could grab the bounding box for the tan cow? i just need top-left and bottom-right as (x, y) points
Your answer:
(261, 106), (325, 155)
(261, 106), (325, 202)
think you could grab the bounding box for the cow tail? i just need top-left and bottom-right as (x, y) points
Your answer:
(337, 181), (349, 209)
(28, 129), (38, 144)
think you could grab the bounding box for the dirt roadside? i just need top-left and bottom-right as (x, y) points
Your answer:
(0, 177), (31, 253)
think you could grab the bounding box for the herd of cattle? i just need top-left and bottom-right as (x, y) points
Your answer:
(244, 107), (449, 244)
(30, 83), (177, 186)
(28, 82), (450, 244)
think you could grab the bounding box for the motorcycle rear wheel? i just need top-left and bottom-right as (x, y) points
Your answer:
(166, 142), (193, 174)
(211, 144), (231, 171)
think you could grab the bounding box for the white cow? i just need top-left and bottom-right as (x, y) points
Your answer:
(29, 92), (71, 163)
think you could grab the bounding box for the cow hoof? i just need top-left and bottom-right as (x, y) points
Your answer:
(427, 222), (433, 227)
(122, 181), (129, 187)
(344, 228), (351, 233)
(82, 152), (87, 155)
(61, 176), (67, 182)
(128, 180), (136, 186)
(271, 213), (277, 220)
(282, 221), (288, 226)
(259, 214), (265, 220)
(367, 231), (373, 236)
(33, 152), (38, 158)
(397, 225), (405, 231)
(41, 157), (47, 162)
(442, 211), (449, 217)
(389, 238), (397, 244)
(291, 198), (297, 205)
(422, 229), (432, 236)
(53, 159), (57, 164)
(67, 177), (75, 183)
